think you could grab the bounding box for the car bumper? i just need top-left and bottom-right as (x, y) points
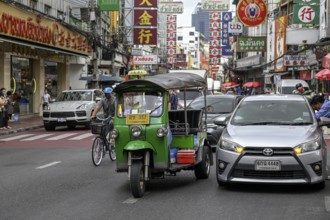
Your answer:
(216, 148), (326, 185)
(43, 111), (90, 126)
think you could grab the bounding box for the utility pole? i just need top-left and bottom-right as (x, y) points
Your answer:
(90, 0), (99, 88)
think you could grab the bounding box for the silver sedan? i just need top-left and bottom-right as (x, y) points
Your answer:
(216, 94), (329, 188)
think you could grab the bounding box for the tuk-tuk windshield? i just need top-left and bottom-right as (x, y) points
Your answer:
(118, 91), (163, 117)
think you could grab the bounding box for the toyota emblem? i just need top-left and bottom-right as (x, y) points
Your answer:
(263, 148), (273, 156)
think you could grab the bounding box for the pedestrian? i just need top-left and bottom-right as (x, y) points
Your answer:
(6, 90), (14, 121)
(41, 89), (51, 110)
(0, 88), (10, 129)
(170, 90), (180, 110)
(0, 93), (6, 130)
(310, 94), (330, 121)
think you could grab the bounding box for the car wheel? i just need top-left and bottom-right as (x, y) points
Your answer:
(44, 123), (56, 131)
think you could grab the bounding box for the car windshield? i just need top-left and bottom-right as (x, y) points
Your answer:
(118, 91), (163, 117)
(231, 100), (313, 125)
(189, 97), (234, 113)
(57, 91), (93, 101)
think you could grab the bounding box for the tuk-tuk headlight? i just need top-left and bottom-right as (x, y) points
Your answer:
(219, 139), (244, 154)
(109, 129), (119, 139)
(131, 126), (142, 137)
(294, 138), (321, 154)
(156, 128), (168, 137)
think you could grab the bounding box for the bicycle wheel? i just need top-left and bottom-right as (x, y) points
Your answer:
(92, 136), (104, 166)
(108, 141), (116, 161)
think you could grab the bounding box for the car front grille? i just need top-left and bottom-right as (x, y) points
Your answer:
(43, 112), (50, 117)
(50, 112), (75, 117)
(76, 111), (87, 117)
(232, 169), (306, 179)
(244, 147), (293, 156)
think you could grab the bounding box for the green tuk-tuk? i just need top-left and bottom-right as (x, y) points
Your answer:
(111, 71), (213, 198)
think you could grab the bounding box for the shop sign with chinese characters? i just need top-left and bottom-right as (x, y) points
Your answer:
(133, 0), (158, 45)
(293, 5), (319, 24)
(284, 55), (309, 66)
(0, 3), (91, 56)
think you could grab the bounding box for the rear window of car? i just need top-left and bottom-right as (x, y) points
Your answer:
(177, 90), (202, 100)
(189, 97), (235, 113)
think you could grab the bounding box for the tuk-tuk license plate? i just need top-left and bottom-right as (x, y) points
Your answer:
(126, 114), (150, 125)
(255, 160), (281, 171)
(57, 118), (67, 122)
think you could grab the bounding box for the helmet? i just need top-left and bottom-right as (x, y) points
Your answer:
(298, 86), (304, 92)
(295, 83), (303, 89)
(103, 87), (113, 93)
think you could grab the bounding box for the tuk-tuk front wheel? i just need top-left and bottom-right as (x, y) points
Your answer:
(194, 146), (211, 179)
(130, 161), (146, 198)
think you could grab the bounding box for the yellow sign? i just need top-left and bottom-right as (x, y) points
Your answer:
(128, 70), (148, 76)
(126, 114), (150, 125)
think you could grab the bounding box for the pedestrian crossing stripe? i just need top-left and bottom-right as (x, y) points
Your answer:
(0, 132), (96, 141)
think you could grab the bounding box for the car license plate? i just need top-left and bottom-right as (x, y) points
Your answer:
(255, 160), (281, 171)
(57, 118), (67, 122)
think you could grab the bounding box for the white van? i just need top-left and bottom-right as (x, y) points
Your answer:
(275, 79), (309, 94)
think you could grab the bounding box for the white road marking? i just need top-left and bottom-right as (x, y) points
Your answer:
(325, 197), (330, 212)
(46, 133), (77, 140)
(123, 198), (139, 204)
(0, 134), (35, 141)
(68, 133), (94, 140)
(36, 161), (62, 169)
(21, 134), (54, 141)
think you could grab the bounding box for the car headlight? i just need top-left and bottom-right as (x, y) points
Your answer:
(156, 128), (168, 137)
(45, 105), (51, 110)
(109, 129), (119, 139)
(77, 104), (87, 110)
(131, 126), (142, 137)
(219, 139), (244, 154)
(294, 138), (321, 154)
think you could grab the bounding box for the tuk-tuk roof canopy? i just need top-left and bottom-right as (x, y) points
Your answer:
(114, 72), (206, 92)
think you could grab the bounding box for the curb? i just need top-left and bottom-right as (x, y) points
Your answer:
(0, 125), (44, 136)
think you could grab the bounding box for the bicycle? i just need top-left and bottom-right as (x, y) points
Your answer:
(90, 115), (116, 166)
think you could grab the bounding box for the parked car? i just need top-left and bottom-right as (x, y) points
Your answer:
(43, 89), (104, 131)
(215, 94), (329, 188)
(188, 94), (242, 149)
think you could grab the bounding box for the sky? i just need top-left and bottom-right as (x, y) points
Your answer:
(176, 0), (201, 27)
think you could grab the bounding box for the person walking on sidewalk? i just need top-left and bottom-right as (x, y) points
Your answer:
(41, 89), (51, 110)
(6, 90), (14, 121)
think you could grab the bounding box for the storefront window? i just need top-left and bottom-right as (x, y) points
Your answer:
(11, 56), (34, 115)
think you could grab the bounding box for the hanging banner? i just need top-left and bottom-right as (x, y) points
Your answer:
(274, 16), (288, 72)
(221, 12), (232, 46)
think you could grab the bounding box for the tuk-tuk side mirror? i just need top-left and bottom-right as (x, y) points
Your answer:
(214, 116), (228, 126)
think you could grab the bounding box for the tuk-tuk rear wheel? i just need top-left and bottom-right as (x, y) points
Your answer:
(130, 161), (145, 198)
(194, 146), (210, 179)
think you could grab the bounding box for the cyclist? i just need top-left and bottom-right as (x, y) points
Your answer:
(91, 87), (115, 132)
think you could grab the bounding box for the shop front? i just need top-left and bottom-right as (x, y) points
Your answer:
(0, 3), (91, 116)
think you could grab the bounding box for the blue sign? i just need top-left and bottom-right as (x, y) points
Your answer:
(221, 45), (233, 57)
(221, 12), (232, 46)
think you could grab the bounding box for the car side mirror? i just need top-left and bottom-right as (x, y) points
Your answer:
(95, 97), (102, 103)
(318, 117), (330, 127)
(214, 116), (228, 126)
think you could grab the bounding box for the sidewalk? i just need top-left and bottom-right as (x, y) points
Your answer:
(0, 114), (44, 136)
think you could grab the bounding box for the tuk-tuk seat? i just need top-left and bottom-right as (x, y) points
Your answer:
(169, 109), (202, 135)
